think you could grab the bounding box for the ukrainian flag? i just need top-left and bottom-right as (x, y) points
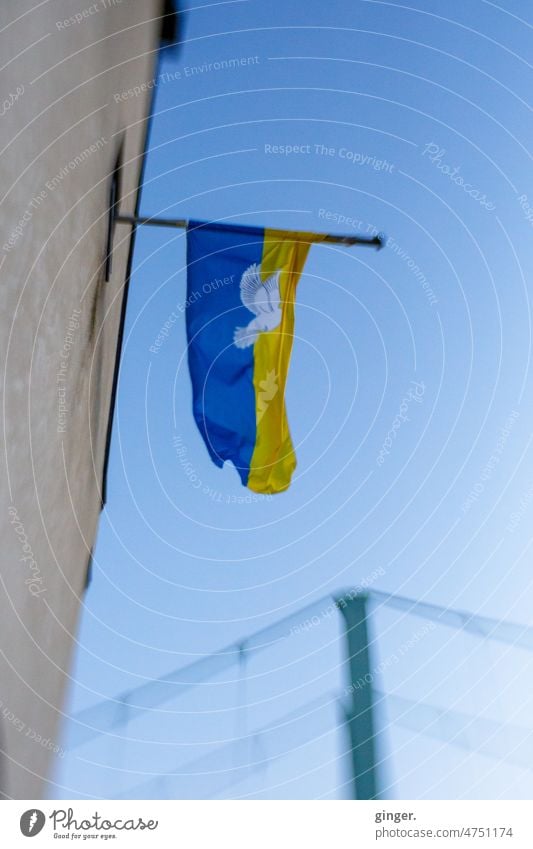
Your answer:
(186, 221), (325, 494)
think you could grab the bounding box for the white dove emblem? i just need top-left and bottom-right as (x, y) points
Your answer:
(233, 263), (281, 349)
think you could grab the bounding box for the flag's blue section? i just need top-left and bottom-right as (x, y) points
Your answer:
(186, 221), (264, 485)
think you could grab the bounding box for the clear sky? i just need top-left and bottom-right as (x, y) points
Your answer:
(51, 0), (533, 800)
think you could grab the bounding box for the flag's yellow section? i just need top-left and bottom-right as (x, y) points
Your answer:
(187, 220), (326, 495)
(247, 230), (326, 493)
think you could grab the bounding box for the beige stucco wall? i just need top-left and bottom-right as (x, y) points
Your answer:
(0, 0), (164, 799)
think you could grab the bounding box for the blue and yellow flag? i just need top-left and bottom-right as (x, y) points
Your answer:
(186, 221), (324, 494)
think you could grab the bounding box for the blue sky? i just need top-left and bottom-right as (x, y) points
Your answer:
(51, 0), (533, 799)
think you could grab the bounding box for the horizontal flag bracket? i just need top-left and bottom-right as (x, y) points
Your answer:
(114, 213), (385, 249)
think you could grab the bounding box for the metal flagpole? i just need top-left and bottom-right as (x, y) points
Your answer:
(114, 214), (385, 249)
